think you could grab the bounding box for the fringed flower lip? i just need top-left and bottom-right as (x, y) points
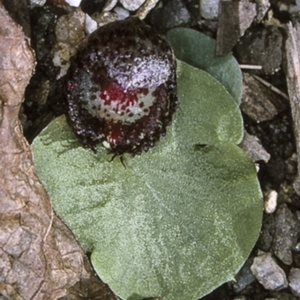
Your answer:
(65, 17), (178, 157)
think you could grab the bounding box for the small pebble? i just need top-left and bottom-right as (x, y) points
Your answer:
(257, 213), (275, 252)
(285, 155), (298, 182)
(103, 0), (118, 11)
(85, 13), (98, 34)
(255, 0), (271, 22)
(239, 131), (270, 163)
(289, 268), (300, 297)
(120, 0), (146, 11)
(200, 0), (220, 20)
(92, 11), (119, 27)
(65, 0), (82, 7)
(113, 6), (130, 19)
(295, 242), (300, 251)
(251, 252), (288, 290)
(273, 204), (300, 265)
(255, 163), (260, 172)
(233, 257), (256, 293)
(264, 190), (278, 214)
(29, 0), (46, 8)
(279, 3), (288, 11)
(55, 10), (85, 44)
(146, 0), (191, 31)
(136, 0), (160, 20)
(53, 9), (86, 78)
(288, 5), (300, 13)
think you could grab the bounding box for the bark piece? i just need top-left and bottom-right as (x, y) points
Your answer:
(216, 0), (256, 56)
(0, 4), (117, 300)
(285, 23), (300, 196)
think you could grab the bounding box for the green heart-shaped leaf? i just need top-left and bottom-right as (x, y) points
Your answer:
(166, 28), (243, 104)
(32, 62), (262, 300)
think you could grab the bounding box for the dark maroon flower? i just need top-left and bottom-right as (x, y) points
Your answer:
(65, 17), (177, 156)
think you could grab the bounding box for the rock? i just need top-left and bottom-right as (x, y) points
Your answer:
(289, 268), (300, 297)
(102, 0), (117, 11)
(234, 25), (283, 75)
(264, 190), (278, 214)
(296, 210), (300, 224)
(29, 0), (46, 8)
(240, 73), (286, 122)
(65, 0), (82, 7)
(114, 6), (130, 19)
(55, 9), (85, 44)
(257, 213), (275, 252)
(119, 0), (146, 11)
(272, 204), (300, 265)
(266, 292), (299, 300)
(200, 0), (220, 20)
(255, 0), (271, 22)
(233, 257), (256, 293)
(85, 13), (97, 34)
(293, 247), (300, 268)
(53, 9), (86, 78)
(198, 19), (218, 33)
(285, 155), (298, 183)
(92, 11), (119, 27)
(239, 131), (270, 163)
(147, 0), (191, 33)
(30, 4), (67, 80)
(289, 4), (300, 14)
(251, 252), (288, 290)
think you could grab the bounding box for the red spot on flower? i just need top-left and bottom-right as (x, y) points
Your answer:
(107, 123), (122, 146)
(100, 81), (137, 113)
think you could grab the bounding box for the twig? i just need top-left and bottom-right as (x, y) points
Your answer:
(240, 64), (262, 70)
(251, 74), (290, 100)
